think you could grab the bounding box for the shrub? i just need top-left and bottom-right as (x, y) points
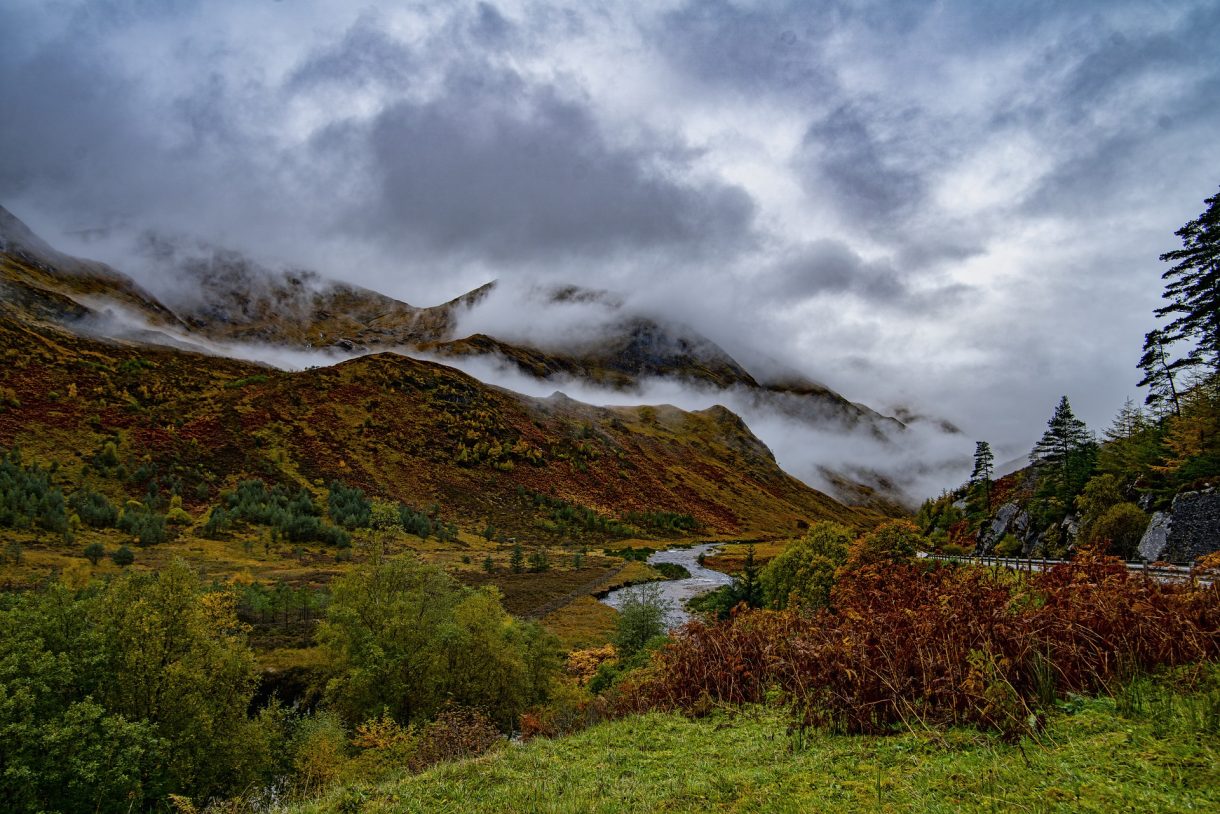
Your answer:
(619, 552), (1220, 739)
(111, 546), (135, 566)
(408, 706), (502, 772)
(328, 481), (371, 529)
(613, 583), (672, 658)
(1088, 502), (1149, 560)
(69, 488), (118, 528)
(994, 533), (1023, 556)
(843, 519), (923, 571)
(761, 522), (852, 610)
(83, 542), (105, 565)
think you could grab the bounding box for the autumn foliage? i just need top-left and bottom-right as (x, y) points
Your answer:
(618, 553), (1220, 737)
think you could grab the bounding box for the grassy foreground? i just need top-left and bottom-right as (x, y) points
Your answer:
(295, 684), (1219, 813)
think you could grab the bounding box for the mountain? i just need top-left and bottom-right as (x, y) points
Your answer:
(0, 205), (958, 509)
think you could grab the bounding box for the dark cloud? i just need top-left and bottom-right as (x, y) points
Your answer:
(795, 103), (928, 229)
(766, 240), (905, 303)
(335, 67), (756, 263)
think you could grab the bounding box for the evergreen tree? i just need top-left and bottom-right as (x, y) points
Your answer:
(969, 441), (994, 513)
(1030, 396), (1097, 509)
(735, 544), (763, 608)
(1137, 329), (1186, 416)
(510, 542), (525, 574)
(1156, 186), (1220, 372)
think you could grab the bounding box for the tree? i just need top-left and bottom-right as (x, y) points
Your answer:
(510, 542), (525, 574)
(1029, 396), (1097, 508)
(83, 542), (105, 565)
(1087, 502), (1149, 560)
(111, 545), (134, 567)
(482, 553), (495, 573)
(1137, 329), (1187, 416)
(843, 520), (922, 571)
(1155, 186), (1220, 372)
(613, 583), (672, 657)
(736, 544), (763, 608)
(318, 556), (558, 729)
(969, 441), (995, 513)
(760, 522), (852, 610)
(1098, 398), (1163, 480)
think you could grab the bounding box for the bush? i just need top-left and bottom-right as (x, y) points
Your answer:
(1088, 502), (1149, 560)
(613, 582), (672, 658)
(760, 522), (852, 610)
(619, 553), (1220, 738)
(0, 448), (68, 536)
(69, 488), (118, 528)
(994, 533), (1023, 556)
(83, 542), (105, 565)
(409, 706), (502, 772)
(328, 481), (371, 529)
(111, 545), (135, 566)
(843, 520), (923, 570)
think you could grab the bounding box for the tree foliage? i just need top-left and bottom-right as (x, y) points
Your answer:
(0, 561), (273, 811)
(1030, 396), (1097, 513)
(1155, 186), (1220, 372)
(318, 556), (559, 731)
(760, 523), (852, 611)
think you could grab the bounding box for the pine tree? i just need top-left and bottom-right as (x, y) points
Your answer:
(1030, 396), (1097, 508)
(1137, 329), (1186, 416)
(510, 542), (524, 574)
(969, 441), (994, 512)
(735, 544), (763, 608)
(1155, 186), (1220, 371)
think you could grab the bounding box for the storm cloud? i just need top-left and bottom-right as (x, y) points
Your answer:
(2, 0), (1219, 490)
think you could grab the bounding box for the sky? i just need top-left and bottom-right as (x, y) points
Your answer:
(2, 0), (1219, 473)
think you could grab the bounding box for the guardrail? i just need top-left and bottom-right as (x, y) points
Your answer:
(921, 553), (1207, 585)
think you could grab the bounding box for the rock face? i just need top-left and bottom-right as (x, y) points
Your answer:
(1159, 490), (1220, 563)
(975, 502), (1031, 555)
(1137, 511), (1172, 562)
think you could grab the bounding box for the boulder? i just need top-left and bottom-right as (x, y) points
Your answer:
(1160, 489), (1220, 563)
(1137, 511), (1171, 563)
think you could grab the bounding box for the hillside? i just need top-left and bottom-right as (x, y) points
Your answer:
(0, 205), (953, 509)
(292, 693), (1220, 814)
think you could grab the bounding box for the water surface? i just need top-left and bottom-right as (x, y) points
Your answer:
(600, 542), (733, 629)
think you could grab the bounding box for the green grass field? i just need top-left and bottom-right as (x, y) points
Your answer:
(294, 677), (1219, 813)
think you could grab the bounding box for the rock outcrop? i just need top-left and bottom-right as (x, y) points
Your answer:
(975, 502), (1031, 555)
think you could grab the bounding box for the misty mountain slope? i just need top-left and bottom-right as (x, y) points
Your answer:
(0, 206), (185, 333)
(133, 234), (493, 349)
(0, 307), (875, 537)
(0, 206), (962, 508)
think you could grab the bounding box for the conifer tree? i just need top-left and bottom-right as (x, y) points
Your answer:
(1137, 329), (1186, 416)
(969, 441), (995, 512)
(1156, 186), (1220, 372)
(736, 544), (763, 608)
(1030, 396), (1097, 507)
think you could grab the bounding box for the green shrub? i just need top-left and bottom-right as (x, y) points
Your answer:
(83, 542), (106, 565)
(328, 481), (371, 529)
(0, 448), (68, 536)
(69, 488), (118, 528)
(111, 546), (134, 566)
(760, 522), (852, 610)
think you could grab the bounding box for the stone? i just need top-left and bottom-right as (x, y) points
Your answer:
(1137, 511), (1171, 562)
(975, 502), (1031, 555)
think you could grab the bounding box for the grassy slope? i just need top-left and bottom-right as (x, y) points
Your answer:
(297, 692), (1219, 814)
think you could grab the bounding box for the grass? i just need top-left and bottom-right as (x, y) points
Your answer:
(541, 596), (618, 650)
(294, 678), (1219, 813)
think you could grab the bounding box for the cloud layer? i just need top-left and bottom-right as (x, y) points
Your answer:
(3, 0), (1219, 489)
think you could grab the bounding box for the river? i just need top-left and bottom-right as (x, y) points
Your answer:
(599, 542), (734, 629)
